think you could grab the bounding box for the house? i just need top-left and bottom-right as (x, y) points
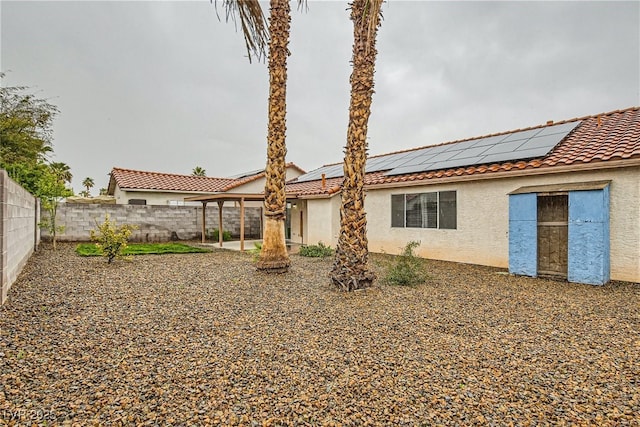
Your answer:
(104, 164), (306, 248)
(285, 107), (640, 285)
(107, 163), (305, 206)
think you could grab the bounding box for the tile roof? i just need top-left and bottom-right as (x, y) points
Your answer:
(109, 168), (237, 193)
(286, 106), (640, 197)
(109, 162), (307, 194)
(223, 163), (306, 192)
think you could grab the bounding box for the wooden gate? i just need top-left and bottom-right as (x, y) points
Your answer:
(537, 195), (568, 277)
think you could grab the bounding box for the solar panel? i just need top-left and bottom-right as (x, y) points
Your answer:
(499, 127), (542, 143)
(295, 163), (344, 183)
(473, 135), (505, 147)
(385, 121), (581, 177)
(294, 120), (581, 182)
(448, 145), (491, 160)
(442, 139), (479, 152)
(535, 121), (580, 136)
(482, 139), (531, 155)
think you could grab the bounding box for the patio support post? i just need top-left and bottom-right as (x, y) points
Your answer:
(201, 202), (207, 244)
(240, 197), (245, 252)
(217, 201), (224, 248)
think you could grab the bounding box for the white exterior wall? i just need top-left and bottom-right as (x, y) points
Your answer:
(305, 197), (341, 247)
(305, 167), (639, 282)
(114, 187), (202, 206)
(227, 179), (265, 194)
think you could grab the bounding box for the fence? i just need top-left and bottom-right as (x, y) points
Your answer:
(40, 203), (262, 243)
(1, 170), (40, 305)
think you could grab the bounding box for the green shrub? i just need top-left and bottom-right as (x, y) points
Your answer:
(208, 228), (232, 242)
(299, 242), (334, 258)
(249, 241), (262, 262)
(90, 214), (137, 263)
(382, 241), (427, 286)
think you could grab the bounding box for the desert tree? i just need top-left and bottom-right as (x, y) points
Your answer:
(255, 0), (297, 273)
(37, 165), (73, 249)
(192, 166), (207, 176)
(331, 0), (384, 291)
(82, 176), (95, 195)
(49, 161), (72, 184)
(0, 73), (58, 194)
(215, 0), (300, 273)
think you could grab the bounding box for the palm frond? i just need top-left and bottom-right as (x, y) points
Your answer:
(214, 0), (269, 63)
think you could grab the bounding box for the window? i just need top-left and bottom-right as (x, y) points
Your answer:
(128, 199), (147, 205)
(391, 191), (456, 229)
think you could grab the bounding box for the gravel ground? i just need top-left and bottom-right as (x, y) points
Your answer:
(1, 242), (639, 426)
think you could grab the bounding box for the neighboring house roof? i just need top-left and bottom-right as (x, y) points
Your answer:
(107, 168), (237, 194)
(107, 162), (307, 195)
(286, 106), (640, 197)
(223, 162), (306, 192)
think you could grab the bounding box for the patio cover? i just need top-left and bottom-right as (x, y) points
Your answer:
(184, 193), (298, 251)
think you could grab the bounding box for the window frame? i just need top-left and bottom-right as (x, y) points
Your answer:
(390, 191), (457, 230)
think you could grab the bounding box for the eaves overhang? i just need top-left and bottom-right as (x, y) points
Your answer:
(363, 158), (640, 191)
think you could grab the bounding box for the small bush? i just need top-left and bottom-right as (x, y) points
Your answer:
(383, 241), (427, 286)
(90, 214), (137, 263)
(299, 242), (334, 258)
(208, 228), (232, 242)
(249, 241), (262, 262)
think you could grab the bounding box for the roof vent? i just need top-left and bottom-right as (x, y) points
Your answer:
(321, 173), (326, 190)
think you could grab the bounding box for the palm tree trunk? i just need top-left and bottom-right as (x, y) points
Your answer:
(256, 0), (291, 273)
(330, 0), (383, 291)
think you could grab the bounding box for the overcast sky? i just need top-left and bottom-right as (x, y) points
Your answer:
(2, 1), (639, 193)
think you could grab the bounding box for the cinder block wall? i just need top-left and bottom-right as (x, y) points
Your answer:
(41, 204), (263, 242)
(1, 170), (39, 305)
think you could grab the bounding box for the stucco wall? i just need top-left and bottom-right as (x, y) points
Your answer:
(320, 167), (639, 282)
(305, 197), (341, 247)
(1, 171), (40, 305)
(113, 187), (204, 206)
(42, 204), (262, 242)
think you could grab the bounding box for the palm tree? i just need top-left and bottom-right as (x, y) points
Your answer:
(256, 0), (294, 273)
(330, 0), (384, 291)
(192, 166), (207, 177)
(49, 161), (72, 184)
(215, 0), (296, 273)
(82, 177), (95, 196)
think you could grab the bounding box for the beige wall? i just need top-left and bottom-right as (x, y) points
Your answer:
(227, 179), (264, 194)
(114, 187), (203, 206)
(304, 197), (341, 248)
(304, 167), (639, 282)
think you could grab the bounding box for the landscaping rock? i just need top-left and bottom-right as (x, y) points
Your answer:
(1, 243), (638, 425)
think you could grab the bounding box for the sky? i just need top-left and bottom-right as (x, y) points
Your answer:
(1, 1), (639, 194)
